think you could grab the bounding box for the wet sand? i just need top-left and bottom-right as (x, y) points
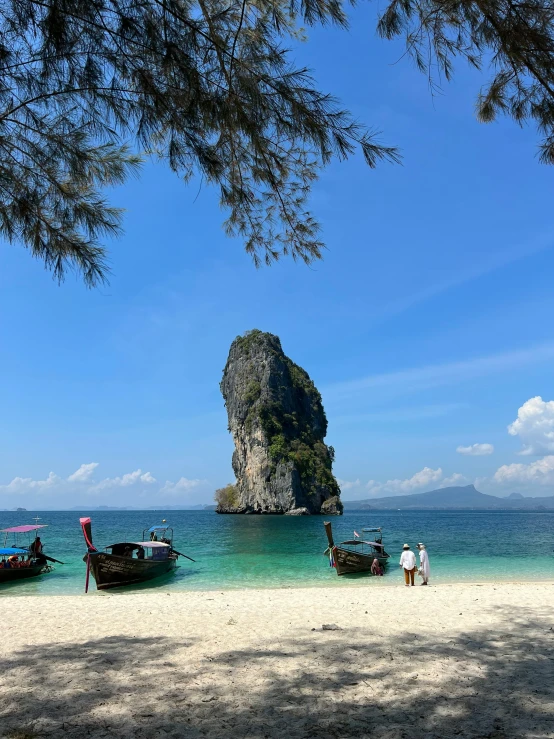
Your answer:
(1, 582), (553, 738)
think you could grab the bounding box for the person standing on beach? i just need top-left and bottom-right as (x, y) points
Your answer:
(399, 544), (416, 587)
(417, 543), (430, 585)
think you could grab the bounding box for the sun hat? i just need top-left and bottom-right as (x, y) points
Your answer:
(417, 543), (425, 549)
(402, 543), (410, 550)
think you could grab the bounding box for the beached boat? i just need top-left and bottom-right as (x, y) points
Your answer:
(0, 524), (63, 583)
(324, 521), (390, 575)
(80, 518), (195, 591)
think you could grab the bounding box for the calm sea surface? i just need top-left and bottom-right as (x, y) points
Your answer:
(0, 509), (553, 596)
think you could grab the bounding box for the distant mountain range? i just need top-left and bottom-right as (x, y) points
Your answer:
(5, 487), (553, 512)
(342, 484), (554, 510)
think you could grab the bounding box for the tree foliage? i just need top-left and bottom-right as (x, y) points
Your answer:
(2, 0), (554, 286)
(215, 482), (239, 509)
(0, 0), (398, 285)
(377, 0), (554, 164)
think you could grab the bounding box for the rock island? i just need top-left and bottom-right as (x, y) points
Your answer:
(218, 330), (342, 515)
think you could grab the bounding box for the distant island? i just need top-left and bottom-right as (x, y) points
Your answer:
(343, 484), (554, 510)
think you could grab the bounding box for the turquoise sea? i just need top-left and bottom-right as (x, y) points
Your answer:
(0, 509), (553, 596)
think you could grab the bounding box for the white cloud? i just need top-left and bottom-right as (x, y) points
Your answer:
(478, 397), (554, 495)
(0, 463), (205, 506)
(68, 462), (99, 482)
(2, 471), (61, 494)
(366, 466), (444, 496)
(325, 343), (554, 402)
(364, 235), (554, 326)
(493, 455), (554, 486)
(507, 396), (554, 455)
(439, 473), (469, 487)
(333, 403), (465, 426)
(337, 478), (362, 492)
(159, 477), (204, 495)
(89, 469), (157, 491)
(456, 443), (494, 456)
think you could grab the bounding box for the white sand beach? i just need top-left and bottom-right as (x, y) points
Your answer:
(1, 582), (553, 739)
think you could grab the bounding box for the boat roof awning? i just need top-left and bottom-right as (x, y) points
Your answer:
(362, 528), (382, 533)
(146, 525), (171, 533)
(104, 541), (171, 550)
(341, 540), (382, 547)
(0, 525), (48, 533)
(0, 547), (29, 555)
(134, 541), (170, 548)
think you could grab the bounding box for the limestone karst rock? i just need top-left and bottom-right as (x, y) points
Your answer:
(218, 330), (342, 515)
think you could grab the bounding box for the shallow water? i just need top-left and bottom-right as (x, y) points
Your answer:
(0, 509), (552, 596)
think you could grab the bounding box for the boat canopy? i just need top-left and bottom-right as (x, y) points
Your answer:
(146, 525), (170, 533)
(0, 525), (47, 533)
(134, 541), (170, 548)
(0, 547), (29, 555)
(341, 540), (382, 548)
(104, 541), (171, 550)
(362, 528), (382, 533)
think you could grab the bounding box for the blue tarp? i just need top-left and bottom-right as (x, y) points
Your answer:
(0, 547), (29, 556)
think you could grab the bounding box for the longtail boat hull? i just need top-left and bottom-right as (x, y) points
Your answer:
(333, 547), (389, 576)
(324, 520), (390, 576)
(0, 564), (49, 583)
(1, 524), (57, 586)
(85, 551), (178, 590)
(80, 518), (193, 591)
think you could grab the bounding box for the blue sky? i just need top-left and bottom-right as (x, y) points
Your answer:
(1, 6), (554, 509)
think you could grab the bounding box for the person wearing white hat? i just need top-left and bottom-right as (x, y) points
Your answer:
(417, 543), (430, 585)
(399, 544), (416, 587)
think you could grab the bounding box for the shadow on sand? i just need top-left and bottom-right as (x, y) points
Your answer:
(1, 605), (553, 738)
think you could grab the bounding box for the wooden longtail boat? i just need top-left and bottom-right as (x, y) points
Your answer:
(0, 523), (63, 584)
(324, 521), (390, 576)
(80, 518), (195, 591)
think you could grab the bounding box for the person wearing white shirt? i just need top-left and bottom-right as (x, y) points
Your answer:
(399, 544), (416, 587)
(417, 543), (430, 586)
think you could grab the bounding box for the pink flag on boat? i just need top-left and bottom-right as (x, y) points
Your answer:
(354, 531), (360, 538)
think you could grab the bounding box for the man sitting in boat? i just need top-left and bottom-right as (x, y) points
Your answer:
(136, 546), (145, 560)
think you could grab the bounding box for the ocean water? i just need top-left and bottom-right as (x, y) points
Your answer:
(0, 509), (553, 596)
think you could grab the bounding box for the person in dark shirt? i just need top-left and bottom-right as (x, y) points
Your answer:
(30, 537), (43, 556)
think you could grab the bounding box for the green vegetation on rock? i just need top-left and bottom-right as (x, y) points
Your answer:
(214, 483), (240, 510)
(237, 330), (340, 498)
(221, 329), (342, 514)
(234, 329), (269, 356)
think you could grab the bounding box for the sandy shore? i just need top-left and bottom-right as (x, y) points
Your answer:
(1, 582), (553, 739)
